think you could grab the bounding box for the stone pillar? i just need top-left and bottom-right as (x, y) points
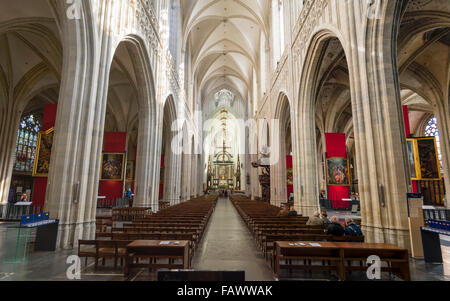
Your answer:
(190, 147), (197, 198)
(44, 1), (106, 249)
(134, 108), (159, 211)
(270, 127), (287, 208)
(346, 0), (410, 248)
(296, 113), (320, 217)
(0, 109), (21, 208)
(435, 109), (450, 208)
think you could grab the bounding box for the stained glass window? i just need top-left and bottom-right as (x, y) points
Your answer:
(424, 116), (443, 174)
(13, 115), (41, 172)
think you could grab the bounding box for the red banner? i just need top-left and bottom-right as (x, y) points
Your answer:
(32, 104), (57, 206)
(403, 105), (418, 193)
(325, 133), (349, 209)
(99, 132), (127, 200)
(286, 156), (293, 199)
(159, 155), (164, 199)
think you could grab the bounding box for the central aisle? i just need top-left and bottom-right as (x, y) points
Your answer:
(192, 197), (274, 281)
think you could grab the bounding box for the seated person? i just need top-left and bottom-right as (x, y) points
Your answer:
(326, 216), (345, 236)
(288, 206), (298, 216)
(306, 211), (324, 226)
(321, 211), (331, 226)
(344, 217), (363, 236)
(277, 205), (290, 217)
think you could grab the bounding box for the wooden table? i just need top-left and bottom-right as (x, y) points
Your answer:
(274, 241), (410, 281)
(124, 240), (190, 277)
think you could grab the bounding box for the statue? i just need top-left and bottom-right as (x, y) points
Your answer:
(251, 152), (271, 203)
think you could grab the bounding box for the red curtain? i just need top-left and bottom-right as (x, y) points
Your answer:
(403, 105), (411, 138)
(325, 133), (349, 209)
(403, 105), (418, 193)
(99, 180), (123, 199)
(159, 155), (164, 199)
(99, 132), (127, 199)
(32, 104), (57, 206)
(286, 156), (293, 199)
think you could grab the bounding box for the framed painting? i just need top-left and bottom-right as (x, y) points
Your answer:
(406, 139), (420, 180)
(33, 127), (55, 177)
(286, 168), (293, 185)
(326, 157), (350, 186)
(126, 161), (134, 181)
(101, 153), (125, 181)
(416, 137), (441, 180)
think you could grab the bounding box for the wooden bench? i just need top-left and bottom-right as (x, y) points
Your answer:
(273, 241), (410, 281)
(124, 240), (190, 277)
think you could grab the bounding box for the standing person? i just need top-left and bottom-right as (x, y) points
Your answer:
(326, 216), (345, 236)
(126, 188), (133, 207)
(344, 217), (363, 236)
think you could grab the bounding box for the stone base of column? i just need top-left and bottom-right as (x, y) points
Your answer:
(299, 205), (320, 218)
(56, 220), (96, 249)
(151, 202), (159, 213)
(361, 225), (411, 250)
(170, 198), (180, 206)
(0, 204), (7, 219)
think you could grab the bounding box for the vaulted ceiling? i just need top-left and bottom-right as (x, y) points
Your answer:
(181, 0), (270, 111)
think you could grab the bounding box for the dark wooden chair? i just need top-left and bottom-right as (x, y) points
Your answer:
(96, 240), (117, 269)
(78, 240), (97, 266)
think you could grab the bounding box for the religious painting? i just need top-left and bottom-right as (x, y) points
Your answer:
(33, 127), (55, 177)
(159, 165), (164, 185)
(326, 157), (350, 186)
(286, 168), (293, 185)
(100, 153), (125, 181)
(406, 139), (420, 180)
(126, 161), (134, 181)
(417, 137), (441, 180)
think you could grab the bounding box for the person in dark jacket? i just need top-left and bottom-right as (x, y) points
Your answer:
(321, 211), (331, 226)
(288, 206), (298, 216)
(326, 216), (345, 236)
(344, 217), (363, 236)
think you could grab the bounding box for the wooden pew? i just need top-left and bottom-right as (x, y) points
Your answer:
(273, 241), (410, 281)
(81, 195), (219, 272)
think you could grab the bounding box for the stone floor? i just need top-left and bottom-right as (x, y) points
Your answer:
(191, 197), (274, 281)
(0, 198), (449, 281)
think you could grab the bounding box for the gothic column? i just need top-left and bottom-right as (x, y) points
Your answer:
(135, 101), (161, 211)
(295, 112), (320, 217)
(0, 105), (21, 210)
(435, 108), (450, 208)
(345, 0), (410, 248)
(44, 1), (108, 249)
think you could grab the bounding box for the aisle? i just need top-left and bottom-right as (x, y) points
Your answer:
(192, 197), (274, 281)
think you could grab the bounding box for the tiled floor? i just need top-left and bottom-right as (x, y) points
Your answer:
(0, 200), (449, 281)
